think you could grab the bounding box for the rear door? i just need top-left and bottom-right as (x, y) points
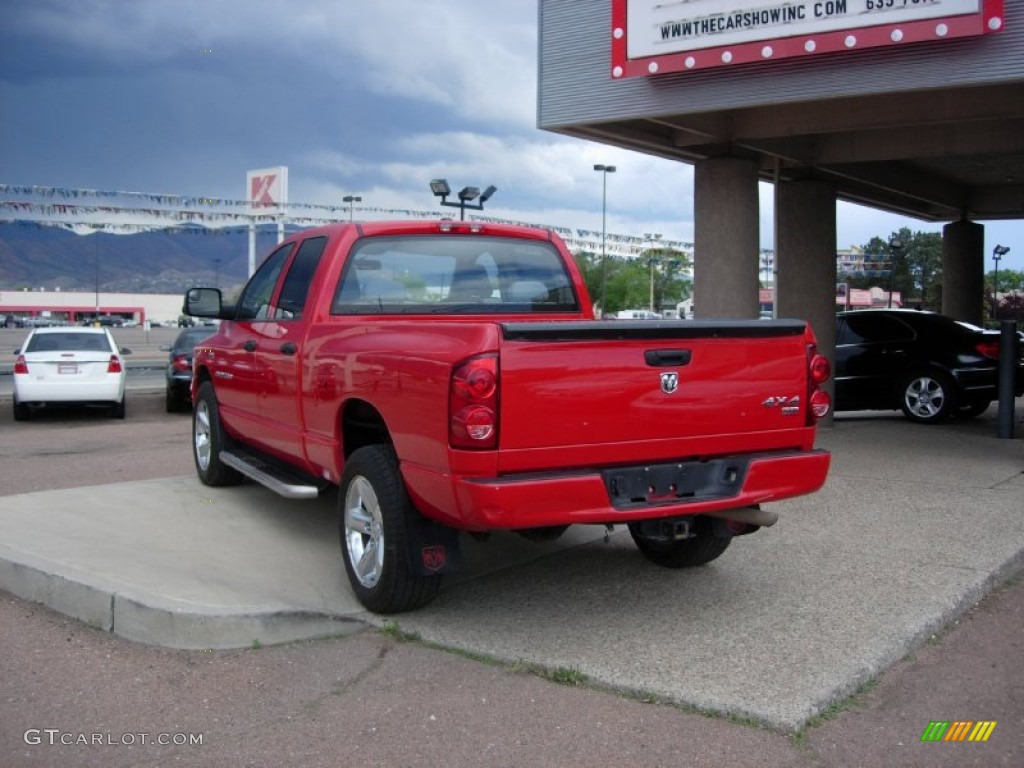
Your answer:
(496, 320), (813, 472)
(835, 313), (914, 409)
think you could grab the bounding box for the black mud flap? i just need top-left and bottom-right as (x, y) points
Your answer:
(405, 515), (464, 576)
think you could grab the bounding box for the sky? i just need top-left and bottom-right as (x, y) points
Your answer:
(1, 0), (1022, 273)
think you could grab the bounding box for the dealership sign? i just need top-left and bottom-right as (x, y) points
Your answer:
(611, 0), (1005, 77)
(246, 166), (289, 211)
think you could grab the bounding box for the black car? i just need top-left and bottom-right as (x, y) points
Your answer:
(834, 310), (1024, 424)
(162, 328), (213, 412)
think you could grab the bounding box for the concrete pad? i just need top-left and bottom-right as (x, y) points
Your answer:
(0, 476), (605, 649)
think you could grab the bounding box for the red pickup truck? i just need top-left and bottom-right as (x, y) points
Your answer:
(184, 219), (831, 613)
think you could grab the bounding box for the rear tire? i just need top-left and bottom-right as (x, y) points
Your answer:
(628, 523), (731, 568)
(166, 388), (186, 413)
(192, 381), (243, 486)
(899, 369), (954, 424)
(13, 398), (30, 422)
(110, 397), (126, 420)
(340, 445), (441, 614)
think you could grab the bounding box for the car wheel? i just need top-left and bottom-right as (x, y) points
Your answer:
(628, 523), (731, 568)
(899, 370), (954, 424)
(956, 398), (991, 419)
(340, 445), (442, 614)
(166, 388), (186, 413)
(110, 397), (126, 420)
(193, 381), (243, 486)
(13, 398), (31, 422)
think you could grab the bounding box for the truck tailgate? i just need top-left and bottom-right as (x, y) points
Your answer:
(497, 320), (814, 471)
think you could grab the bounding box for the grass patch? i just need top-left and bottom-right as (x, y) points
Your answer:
(250, 639), (262, 650)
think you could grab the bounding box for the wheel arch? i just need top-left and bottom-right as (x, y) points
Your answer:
(338, 398), (393, 461)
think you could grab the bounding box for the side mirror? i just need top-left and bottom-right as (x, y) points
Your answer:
(120, 347), (132, 355)
(158, 344), (171, 352)
(184, 287), (223, 318)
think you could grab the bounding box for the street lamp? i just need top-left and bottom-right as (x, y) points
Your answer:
(342, 195), (362, 222)
(993, 244), (1010, 319)
(594, 164), (616, 316)
(645, 232), (663, 313)
(887, 236), (903, 308)
(429, 179), (496, 220)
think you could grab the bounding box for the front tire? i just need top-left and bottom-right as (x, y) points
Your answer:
(340, 445), (441, 614)
(899, 370), (955, 424)
(628, 523), (731, 568)
(193, 381), (243, 486)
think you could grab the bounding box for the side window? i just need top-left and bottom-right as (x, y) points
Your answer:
(235, 243), (295, 321)
(273, 236), (327, 320)
(843, 314), (914, 344)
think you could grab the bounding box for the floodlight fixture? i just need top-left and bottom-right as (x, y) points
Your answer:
(342, 194), (362, 222)
(429, 179), (496, 220)
(993, 244), (1010, 256)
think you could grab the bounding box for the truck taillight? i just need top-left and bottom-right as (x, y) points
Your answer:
(806, 344), (831, 424)
(450, 354), (498, 449)
(107, 355), (123, 373)
(14, 355), (28, 374)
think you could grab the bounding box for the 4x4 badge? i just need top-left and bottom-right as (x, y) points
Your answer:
(660, 372), (679, 394)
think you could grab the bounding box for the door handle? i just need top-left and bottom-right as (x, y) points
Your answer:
(242, 340), (257, 352)
(645, 349), (692, 367)
(280, 342), (298, 355)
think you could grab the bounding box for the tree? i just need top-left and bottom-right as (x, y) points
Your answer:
(848, 229), (943, 309)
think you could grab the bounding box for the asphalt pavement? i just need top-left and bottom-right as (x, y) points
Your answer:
(0, 380), (1022, 765)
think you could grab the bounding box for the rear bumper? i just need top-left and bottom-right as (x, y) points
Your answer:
(403, 449), (831, 530)
(14, 376), (124, 404)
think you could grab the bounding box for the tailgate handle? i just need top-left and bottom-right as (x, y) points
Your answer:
(645, 349), (692, 367)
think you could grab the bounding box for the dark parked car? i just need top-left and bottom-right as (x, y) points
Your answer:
(162, 328), (213, 412)
(834, 309), (1024, 424)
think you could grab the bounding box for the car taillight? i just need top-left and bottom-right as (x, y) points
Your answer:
(171, 354), (191, 372)
(806, 344), (831, 424)
(450, 353), (498, 449)
(974, 341), (1000, 359)
(14, 355), (28, 374)
(107, 355), (123, 373)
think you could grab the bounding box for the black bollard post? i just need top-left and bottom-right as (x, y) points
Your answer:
(996, 320), (1018, 439)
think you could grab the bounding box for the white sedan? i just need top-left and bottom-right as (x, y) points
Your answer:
(13, 327), (130, 421)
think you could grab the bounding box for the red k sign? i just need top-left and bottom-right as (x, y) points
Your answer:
(250, 174), (277, 208)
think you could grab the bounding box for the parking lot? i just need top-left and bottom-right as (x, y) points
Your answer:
(1, 327), (1022, 765)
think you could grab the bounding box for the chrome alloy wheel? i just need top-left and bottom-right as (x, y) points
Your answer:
(343, 476), (385, 588)
(904, 375), (947, 420)
(194, 399), (212, 471)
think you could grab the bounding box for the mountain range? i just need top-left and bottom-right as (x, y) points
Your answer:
(0, 223), (290, 295)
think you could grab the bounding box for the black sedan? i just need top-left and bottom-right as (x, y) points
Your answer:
(834, 310), (1024, 424)
(162, 328), (213, 412)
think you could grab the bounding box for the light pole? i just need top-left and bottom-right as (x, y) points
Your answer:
(887, 236), (903, 308)
(645, 232), (662, 313)
(342, 195), (362, 222)
(594, 164), (616, 316)
(429, 179), (496, 220)
(993, 244), (1009, 319)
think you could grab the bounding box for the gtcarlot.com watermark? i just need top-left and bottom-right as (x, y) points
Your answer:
(24, 729), (203, 747)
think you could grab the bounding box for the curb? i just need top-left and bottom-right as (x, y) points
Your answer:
(0, 552), (365, 650)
